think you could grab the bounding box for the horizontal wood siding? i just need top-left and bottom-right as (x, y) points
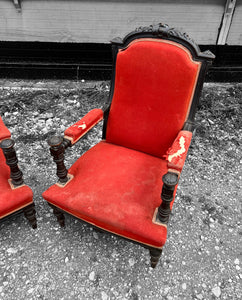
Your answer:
(0, 0), (224, 44)
(227, 0), (242, 45)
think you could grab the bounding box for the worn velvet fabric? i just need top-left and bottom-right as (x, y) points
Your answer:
(106, 39), (200, 158)
(0, 117), (33, 219)
(43, 141), (169, 248)
(64, 109), (103, 144)
(43, 39), (199, 248)
(166, 130), (193, 172)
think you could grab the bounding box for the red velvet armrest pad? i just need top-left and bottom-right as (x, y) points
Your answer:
(0, 117), (11, 140)
(64, 109), (104, 144)
(165, 130), (192, 171)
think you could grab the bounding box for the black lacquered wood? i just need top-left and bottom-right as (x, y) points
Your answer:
(48, 136), (71, 183)
(158, 172), (178, 224)
(23, 203), (37, 229)
(0, 138), (24, 186)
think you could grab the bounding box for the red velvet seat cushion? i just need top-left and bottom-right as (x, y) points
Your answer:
(42, 141), (178, 248)
(106, 39), (200, 158)
(0, 150), (33, 219)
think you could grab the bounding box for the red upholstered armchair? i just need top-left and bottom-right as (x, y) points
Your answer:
(43, 24), (214, 267)
(0, 117), (36, 228)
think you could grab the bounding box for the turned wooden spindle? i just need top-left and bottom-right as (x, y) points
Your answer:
(158, 172), (178, 224)
(0, 138), (24, 186)
(48, 136), (71, 184)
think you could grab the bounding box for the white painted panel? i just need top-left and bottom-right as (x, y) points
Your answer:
(0, 0), (224, 44)
(227, 0), (242, 45)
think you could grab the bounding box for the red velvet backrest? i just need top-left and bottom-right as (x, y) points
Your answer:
(0, 117), (11, 141)
(105, 39), (201, 158)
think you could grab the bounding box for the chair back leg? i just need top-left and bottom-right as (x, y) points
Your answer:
(23, 203), (37, 229)
(149, 248), (163, 268)
(49, 204), (65, 227)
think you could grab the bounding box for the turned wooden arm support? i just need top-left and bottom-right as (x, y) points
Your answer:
(166, 130), (192, 172)
(64, 108), (104, 145)
(0, 138), (24, 187)
(48, 108), (104, 183)
(48, 136), (71, 184)
(157, 172), (178, 224)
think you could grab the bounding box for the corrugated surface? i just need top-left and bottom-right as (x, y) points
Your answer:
(0, 0), (224, 44)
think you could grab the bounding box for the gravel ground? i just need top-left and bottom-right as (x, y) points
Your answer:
(0, 80), (241, 300)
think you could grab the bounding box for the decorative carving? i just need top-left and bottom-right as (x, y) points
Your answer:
(120, 23), (215, 60)
(134, 23), (197, 49)
(203, 50), (215, 56)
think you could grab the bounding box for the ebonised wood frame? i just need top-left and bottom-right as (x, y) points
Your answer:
(47, 136), (71, 184)
(0, 138), (37, 229)
(0, 139), (23, 187)
(47, 23), (214, 268)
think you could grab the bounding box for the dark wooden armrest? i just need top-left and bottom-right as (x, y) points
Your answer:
(0, 138), (24, 187)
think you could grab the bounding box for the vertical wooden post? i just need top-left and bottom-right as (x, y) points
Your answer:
(48, 136), (70, 184)
(0, 139), (24, 186)
(158, 172), (178, 224)
(217, 0), (236, 45)
(13, 0), (21, 12)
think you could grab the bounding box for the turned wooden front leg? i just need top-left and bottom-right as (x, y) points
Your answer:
(0, 139), (24, 186)
(158, 172), (178, 224)
(48, 136), (71, 183)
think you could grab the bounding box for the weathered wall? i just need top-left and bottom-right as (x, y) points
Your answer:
(0, 0), (226, 44)
(227, 0), (242, 45)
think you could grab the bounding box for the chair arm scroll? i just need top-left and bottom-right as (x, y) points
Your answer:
(64, 109), (104, 145)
